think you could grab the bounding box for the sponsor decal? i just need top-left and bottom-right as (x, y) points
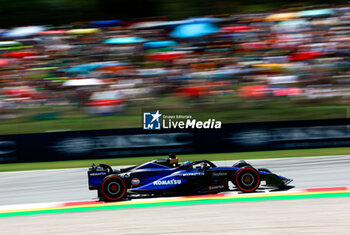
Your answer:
(153, 179), (182, 185)
(54, 137), (94, 155)
(54, 133), (193, 155)
(271, 126), (350, 141)
(93, 133), (193, 148)
(212, 172), (228, 176)
(131, 178), (140, 186)
(180, 172), (205, 177)
(94, 133), (193, 149)
(89, 172), (107, 176)
(228, 125), (350, 147)
(209, 185), (225, 190)
(228, 129), (271, 146)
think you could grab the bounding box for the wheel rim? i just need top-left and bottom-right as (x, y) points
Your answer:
(241, 173), (254, 187)
(107, 182), (121, 195)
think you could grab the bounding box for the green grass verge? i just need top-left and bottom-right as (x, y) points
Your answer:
(1, 147), (350, 172)
(0, 97), (348, 135)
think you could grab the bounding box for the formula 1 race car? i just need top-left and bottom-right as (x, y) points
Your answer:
(88, 159), (292, 201)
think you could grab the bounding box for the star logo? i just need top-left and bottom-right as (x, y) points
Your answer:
(143, 110), (162, 130)
(151, 110), (161, 123)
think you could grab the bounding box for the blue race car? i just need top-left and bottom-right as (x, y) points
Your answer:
(88, 158), (292, 201)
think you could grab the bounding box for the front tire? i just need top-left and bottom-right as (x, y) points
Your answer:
(234, 167), (260, 193)
(100, 175), (127, 201)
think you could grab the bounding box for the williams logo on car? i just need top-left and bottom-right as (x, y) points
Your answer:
(131, 178), (140, 186)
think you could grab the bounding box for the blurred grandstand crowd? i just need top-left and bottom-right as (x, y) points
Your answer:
(1, 6), (350, 116)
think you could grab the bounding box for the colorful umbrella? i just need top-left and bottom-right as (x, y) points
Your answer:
(239, 85), (269, 98)
(143, 40), (178, 49)
(184, 17), (221, 24)
(104, 37), (147, 44)
(85, 90), (126, 115)
(277, 19), (308, 27)
(253, 63), (288, 72)
(176, 86), (209, 98)
(137, 68), (167, 76)
(130, 21), (166, 29)
(0, 59), (10, 66)
(97, 64), (133, 72)
(67, 28), (100, 34)
(66, 62), (130, 74)
(265, 13), (297, 22)
(289, 51), (322, 61)
(298, 9), (334, 17)
(4, 26), (46, 37)
(37, 30), (67, 35)
(0, 41), (22, 47)
(146, 51), (190, 61)
(170, 23), (219, 38)
(220, 26), (252, 33)
(62, 78), (105, 87)
(2, 51), (37, 59)
(160, 20), (189, 28)
(274, 20), (309, 32)
(87, 20), (123, 28)
(3, 87), (41, 98)
(273, 87), (301, 96)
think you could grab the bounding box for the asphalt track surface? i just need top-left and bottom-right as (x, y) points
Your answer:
(1, 155), (350, 206)
(2, 197), (350, 234)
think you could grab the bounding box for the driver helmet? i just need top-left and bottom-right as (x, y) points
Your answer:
(169, 153), (179, 165)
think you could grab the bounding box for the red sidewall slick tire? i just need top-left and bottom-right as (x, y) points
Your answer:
(234, 167), (260, 193)
(101, 176), (126, 201)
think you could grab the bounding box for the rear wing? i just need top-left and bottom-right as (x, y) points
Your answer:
(87, 164), (110, 190)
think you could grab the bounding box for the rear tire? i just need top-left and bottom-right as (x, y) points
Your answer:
(234, 167), (260, 193)
(101, 175), (126, 201)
